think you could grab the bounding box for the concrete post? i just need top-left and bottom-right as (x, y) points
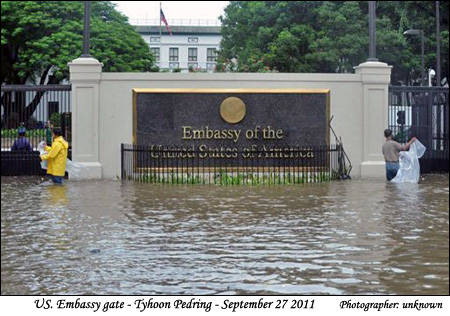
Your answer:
(68, 57), (103, 179)
(354, 61), (392, 178)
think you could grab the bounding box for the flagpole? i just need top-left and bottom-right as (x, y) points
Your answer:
(159, 2), (162, 69)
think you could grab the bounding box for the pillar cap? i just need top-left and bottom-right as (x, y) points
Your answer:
(354, 61), (392, 70)
(68, 57), (103, 66)
(354, 61), (392, 84)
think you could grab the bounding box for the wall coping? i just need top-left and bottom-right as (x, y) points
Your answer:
(100, 72), (362, 83)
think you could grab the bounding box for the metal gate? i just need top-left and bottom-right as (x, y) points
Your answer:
(388, 86), (449, 173)
(1, 85), (72, 176)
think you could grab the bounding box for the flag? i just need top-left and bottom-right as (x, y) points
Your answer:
(160, 9), (172, 35)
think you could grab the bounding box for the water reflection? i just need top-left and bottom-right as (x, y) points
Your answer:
(45, 184), (69, 207)
(1, 175), (448, 295)
(380, 180), (449, 294)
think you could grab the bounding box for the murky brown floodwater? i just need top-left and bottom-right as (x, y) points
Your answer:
(1, 175), (448, 295)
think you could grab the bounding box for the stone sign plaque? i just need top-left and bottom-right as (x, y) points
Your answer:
(132, 89), (330, 168)
(133, 89), (330, 148)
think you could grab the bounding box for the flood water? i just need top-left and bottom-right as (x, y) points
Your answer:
(1, 175), (449, 295)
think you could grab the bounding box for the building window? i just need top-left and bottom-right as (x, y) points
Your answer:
(169, 62), (180, 69)
(169, 47), (179, 61)
(188, 37), (198, 43)
(188, 63), (198, 70)
(150, 47), (160, 62)
(150, 37), (160, 42)
(207, 48), (217, 61)
(188, 48), (197, 61)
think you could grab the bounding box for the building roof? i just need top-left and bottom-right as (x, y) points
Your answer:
(135, 25), (222, 36)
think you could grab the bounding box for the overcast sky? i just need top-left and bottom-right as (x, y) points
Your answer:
(113, 1), (229, 22)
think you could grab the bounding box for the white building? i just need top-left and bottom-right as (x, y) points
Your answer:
(135, 25), (222, 72)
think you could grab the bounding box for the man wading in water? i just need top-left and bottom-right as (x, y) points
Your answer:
(382, 129), (417, 181)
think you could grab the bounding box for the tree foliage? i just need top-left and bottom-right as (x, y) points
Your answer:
(218, 1), (449, 85)
(1, 1), (156, 85)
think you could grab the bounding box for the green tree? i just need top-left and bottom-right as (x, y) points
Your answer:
(393, 1), (449, 85)
(1, 1), (156, 126)
(218, 1), (322, 73)
(218, 1), (449, 85)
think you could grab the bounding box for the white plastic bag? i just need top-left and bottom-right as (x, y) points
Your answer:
(414, 140), (426, 158)
(391, 140), (426, 183)
(37, 141), (48, 170)
(66, 160), (89, 180)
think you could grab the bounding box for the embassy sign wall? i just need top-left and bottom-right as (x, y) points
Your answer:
(70, 58), (393, 180)
(133, 89), (330, 167)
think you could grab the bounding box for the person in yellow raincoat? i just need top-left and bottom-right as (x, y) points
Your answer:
(40, 128), (69, 184)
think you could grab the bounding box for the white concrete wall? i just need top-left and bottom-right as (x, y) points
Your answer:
(99, 73), (363, 179)
(69, 58), (391, 180)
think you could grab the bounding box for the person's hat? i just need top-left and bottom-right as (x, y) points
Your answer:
(18, 127), (26, 134)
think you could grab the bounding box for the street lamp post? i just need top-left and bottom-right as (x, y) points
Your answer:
(367, 1), (378, 61)
(81, 1), (92, 58)
(403, 29), (426, 86)
(436, 1), (441, 86)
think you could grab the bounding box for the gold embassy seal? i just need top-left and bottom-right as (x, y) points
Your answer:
(220, 97), (246, 124)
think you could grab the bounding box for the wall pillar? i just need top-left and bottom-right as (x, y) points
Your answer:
(354, 61), (392, 178)
(68, 57), (103, 179)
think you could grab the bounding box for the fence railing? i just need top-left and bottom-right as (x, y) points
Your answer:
(420, 149), (449, 174)
(1, 85), (72, 151)
(388, 86), (448, 148)
(1, 151), (46, 176)
(121, 144), (349, 185)
(1, 149), (72, 177)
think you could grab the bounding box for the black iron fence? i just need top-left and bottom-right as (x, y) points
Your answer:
(121, 144), (349, 185)
(1, 85), (72, 151)
(1, 151), (46, 176)
(1, 149), (72, 177)
(389, 86), (449, 173)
